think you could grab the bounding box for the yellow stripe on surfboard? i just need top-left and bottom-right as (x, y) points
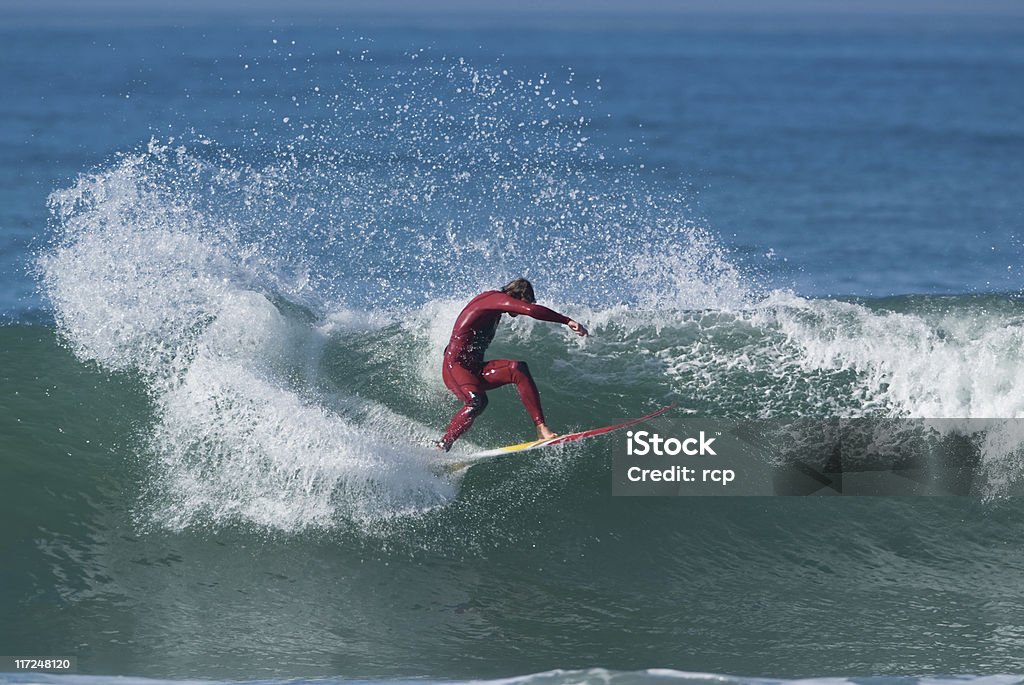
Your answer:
(491, 437), (559, 453)
(435, 405), (675, 476)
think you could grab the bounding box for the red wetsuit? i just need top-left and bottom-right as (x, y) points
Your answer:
(439, 290), (571, 451)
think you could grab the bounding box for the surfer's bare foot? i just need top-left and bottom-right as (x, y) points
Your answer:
(537, 423), (558, 440)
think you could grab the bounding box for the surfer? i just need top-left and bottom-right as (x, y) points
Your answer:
(437, 278), (588, 452)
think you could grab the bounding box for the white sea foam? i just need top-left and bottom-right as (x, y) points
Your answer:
(643, 290), (1024, 493)
(40, 152), (455, 533)
(760, 292), (1024, 420)
(760, 293), (1024, 493)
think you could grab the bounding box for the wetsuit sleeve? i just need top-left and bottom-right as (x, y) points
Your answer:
(490, 294), (571, 325)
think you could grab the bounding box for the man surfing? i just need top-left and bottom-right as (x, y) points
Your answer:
(437, 278), (588, 452)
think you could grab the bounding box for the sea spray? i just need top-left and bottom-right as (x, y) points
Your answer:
(39, 150), (455, 533)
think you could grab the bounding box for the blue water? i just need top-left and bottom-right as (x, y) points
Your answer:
(3, 10), (1023, 316)
(3, 5), (1024, 684)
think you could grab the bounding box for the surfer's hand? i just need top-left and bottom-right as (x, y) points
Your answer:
(567, 320), (589, 337)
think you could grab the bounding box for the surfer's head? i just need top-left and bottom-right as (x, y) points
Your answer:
(501, 277), (536, 304)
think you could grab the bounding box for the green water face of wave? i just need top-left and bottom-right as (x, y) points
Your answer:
(7, 308), (1024, 679)
(6, 290), (1024, 537)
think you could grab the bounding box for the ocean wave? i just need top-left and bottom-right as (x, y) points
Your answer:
(31, 59), (1024, 530)
(33, 147), (1024, 529)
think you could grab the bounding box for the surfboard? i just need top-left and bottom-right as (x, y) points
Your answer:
(441, 404), (674, 474)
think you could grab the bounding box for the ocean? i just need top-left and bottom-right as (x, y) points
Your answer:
(3, 4), (1024, 683)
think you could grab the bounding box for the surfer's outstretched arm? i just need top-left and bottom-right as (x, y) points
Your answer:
(489, 294), (589, 337)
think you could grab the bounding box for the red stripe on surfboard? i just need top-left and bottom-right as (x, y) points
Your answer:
(540, 404), (674, 446)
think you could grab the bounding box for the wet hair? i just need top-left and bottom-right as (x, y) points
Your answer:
(501, 277), (536, 304)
